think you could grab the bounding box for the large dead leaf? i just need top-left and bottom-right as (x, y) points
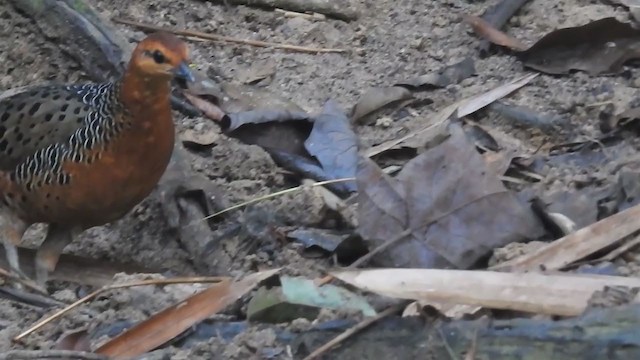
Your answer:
(332, 268), (640, 316)
(519, 17), (640, 75)
(357, 124), (544, 268)
(95, 268), (279, 358)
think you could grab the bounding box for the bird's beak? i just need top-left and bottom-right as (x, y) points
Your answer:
(175, 62), (195, 83)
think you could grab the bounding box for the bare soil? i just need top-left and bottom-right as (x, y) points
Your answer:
(1, 0), (640, 358)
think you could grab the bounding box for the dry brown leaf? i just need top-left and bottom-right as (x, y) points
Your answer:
(519, 17), (640, 75)
(357, 124), (543, 269)
(464, 14), (527, 50)
(95, 268), (280, 358)
(332, 268), (640, 316)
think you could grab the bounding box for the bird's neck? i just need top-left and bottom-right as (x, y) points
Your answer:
(118, 68), (172, 123)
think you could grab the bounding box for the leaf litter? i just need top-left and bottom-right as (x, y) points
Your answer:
(11, 0), (640, 358)
(467, 16), (640, 75)
(356, 124), (544, 269)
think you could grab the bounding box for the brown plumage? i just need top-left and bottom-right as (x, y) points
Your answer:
(0, 32), (194, 287)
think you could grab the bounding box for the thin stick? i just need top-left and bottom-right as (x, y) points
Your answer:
(0, 286), (66, 308)
(198, 178), (355, 221)
(477, 0), (532, 55)
(301, 303), (405, 360)
(112, 18), (346, 54)
(13, 276), (228, 342)
(0, 350), (107, 360)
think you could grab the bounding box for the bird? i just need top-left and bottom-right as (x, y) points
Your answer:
(0, 32), (195, 288)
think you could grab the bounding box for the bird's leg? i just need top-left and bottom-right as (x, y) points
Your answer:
(0, 213), (28, 281)
(34, 224), (77, 287)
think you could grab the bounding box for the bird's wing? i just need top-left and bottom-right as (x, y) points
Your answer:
(0, 83), (114, 170)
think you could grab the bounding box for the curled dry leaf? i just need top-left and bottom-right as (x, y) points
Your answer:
(519, 17), (640, 75)
(357, 124), (544, 269)
(351, 86), (413, 123)
(95, 268), (280, 358)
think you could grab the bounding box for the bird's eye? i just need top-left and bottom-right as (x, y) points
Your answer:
(152, 50), (166, 64)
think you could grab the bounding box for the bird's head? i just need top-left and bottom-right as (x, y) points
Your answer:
(130, 32), (195, 83)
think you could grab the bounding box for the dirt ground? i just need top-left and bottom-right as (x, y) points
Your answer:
(1, 0), (640, 358)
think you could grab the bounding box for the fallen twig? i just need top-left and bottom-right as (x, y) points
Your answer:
(0, 350), (107, 360)
(0, 286), (65, 308)
(13, 276), (228, 342)
(463, 15), (527, 51)
(212, 0), (358, 21)
(275, 8), (326, 21)
(476, 0), (532, 55)
(112, 17), (347, 54)
(198, 178), (355, 221)
(302, 302), (405, 360)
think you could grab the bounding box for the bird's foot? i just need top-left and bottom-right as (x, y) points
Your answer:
(5, 266), (48, 295)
